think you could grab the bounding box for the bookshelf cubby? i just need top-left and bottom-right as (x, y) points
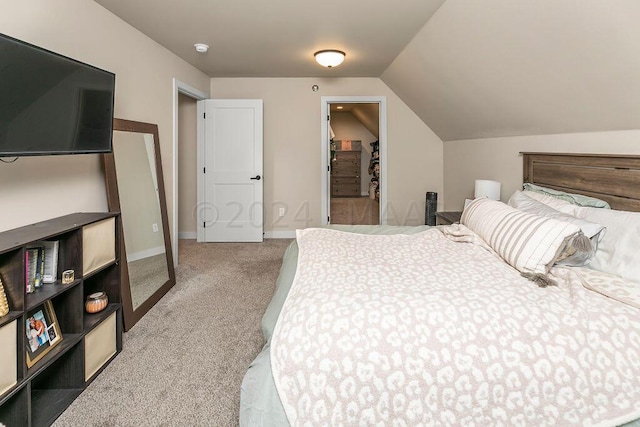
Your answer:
(0, 213), (122, 426)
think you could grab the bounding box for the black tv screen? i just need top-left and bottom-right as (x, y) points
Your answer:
(0, 33), (115, 156)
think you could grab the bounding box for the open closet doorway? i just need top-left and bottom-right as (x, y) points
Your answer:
(172, 79), (208, 265)
(320, 96), (387, 226)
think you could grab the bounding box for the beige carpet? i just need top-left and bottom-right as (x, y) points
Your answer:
(330, 196), (380, 225)
(54, 238), (292, 427)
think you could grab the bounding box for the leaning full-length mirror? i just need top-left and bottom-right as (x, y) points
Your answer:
(102, 118), (176, 331)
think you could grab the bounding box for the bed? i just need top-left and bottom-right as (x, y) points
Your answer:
(240, 153), (640, 426)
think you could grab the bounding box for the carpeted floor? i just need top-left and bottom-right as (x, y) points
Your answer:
(54, 238), (292, 427)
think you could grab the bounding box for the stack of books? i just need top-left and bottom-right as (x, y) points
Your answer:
(25, 241), (58, 293)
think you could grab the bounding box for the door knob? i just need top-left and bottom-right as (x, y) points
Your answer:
(250, 175), (261, 180)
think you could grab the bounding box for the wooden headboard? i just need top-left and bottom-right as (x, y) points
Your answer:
(522, 152), (640, 212)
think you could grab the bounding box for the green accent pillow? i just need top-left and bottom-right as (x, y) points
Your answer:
(523, 183), (611, 209)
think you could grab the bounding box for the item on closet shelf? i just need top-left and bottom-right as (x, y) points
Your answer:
(85, 292), (108, 314)
(368, 140), (380, 200)
(62, 269), (75, 284)
(330, 139), (336, 162)
(369, 181), (378, 200)
(0, 278), (9, 317)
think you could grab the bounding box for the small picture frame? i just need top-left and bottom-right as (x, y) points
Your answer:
(25, 301), (63, 368)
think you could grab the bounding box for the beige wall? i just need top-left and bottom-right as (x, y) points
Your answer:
(443, 130), (640, 210)
(178, 94), (198, 237)
(0, 0), (209, 233)
(330, 112), (377, 195)
(210, 78), (443, 231)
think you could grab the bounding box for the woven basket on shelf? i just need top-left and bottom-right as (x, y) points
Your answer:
(0, 279), (9, 317)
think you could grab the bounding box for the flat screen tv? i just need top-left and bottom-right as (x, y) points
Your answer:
(0, 33), (115, 157)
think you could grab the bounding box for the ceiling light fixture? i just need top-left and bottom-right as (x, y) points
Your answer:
(314, 50), (345, 68)
(194, 43), (209, 53)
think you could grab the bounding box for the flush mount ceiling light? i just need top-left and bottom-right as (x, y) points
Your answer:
(314, 50), (345, 68)
(194, 43), (209, 53)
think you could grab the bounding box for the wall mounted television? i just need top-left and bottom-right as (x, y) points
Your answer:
(0, 33), (115, 157)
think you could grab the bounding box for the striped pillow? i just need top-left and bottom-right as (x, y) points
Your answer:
(462, 198), (584, 282)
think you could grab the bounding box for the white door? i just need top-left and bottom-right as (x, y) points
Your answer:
(198, 99), (263, 242)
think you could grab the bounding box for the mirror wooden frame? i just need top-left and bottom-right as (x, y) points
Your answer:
(102, 118), (176, 331)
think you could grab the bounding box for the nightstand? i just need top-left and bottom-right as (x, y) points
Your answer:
(435, 211), (463, 225)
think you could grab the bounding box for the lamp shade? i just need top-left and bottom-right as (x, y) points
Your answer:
(474, 179), (501, 201)
(314, 50), (345, 68)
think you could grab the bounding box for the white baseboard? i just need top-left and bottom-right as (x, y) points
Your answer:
(361, 192), (369, 197)
(178, 232), (197, 240)
(178, 231), (295, 240)
(264, 230), (296, 239)
(127, 245), (166, 262)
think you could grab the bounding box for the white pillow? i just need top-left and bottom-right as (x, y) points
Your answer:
(462, 198), (588, 284)
(521, 190), (577, 214)
(522, 183), (611, 209)
(574, 206), (640, 284)
(508, 191), (605, 239)
(508, 191), (605, 266)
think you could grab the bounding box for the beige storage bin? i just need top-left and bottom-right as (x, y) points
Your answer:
(83, 217), (116, 276)
(0, 320), (17, 395)
(84, 312), (117, 381)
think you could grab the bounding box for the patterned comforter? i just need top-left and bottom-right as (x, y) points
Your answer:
(270, 226), (640, 426)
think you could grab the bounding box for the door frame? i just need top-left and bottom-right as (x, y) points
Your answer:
(320, 96), (388, 225)
(172, 78), (208, 265)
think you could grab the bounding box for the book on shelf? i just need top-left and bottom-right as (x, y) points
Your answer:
(25, 247), (43, 292)
(25, 241), (59, 292)
(38, 240), (59, 283)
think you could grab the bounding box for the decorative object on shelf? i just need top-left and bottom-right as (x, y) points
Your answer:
(85, 291), (108, 314)
(474, 179), (501, 201)
(62, 269), (75, 284)
(25, 300), (63, 368)
(0, 278), (9, 317)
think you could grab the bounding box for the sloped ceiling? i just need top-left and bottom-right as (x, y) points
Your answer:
(331, 103), (380, 139)
(95, 0), (640, 142)
(94, 0), (444, 78)
(382, 0), (640, 141)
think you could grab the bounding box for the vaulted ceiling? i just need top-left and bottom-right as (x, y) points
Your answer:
(95, 0), (640, 142)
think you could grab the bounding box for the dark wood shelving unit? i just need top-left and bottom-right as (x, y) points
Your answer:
(0, 212), (122, 427)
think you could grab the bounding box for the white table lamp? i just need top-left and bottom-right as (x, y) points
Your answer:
(474, 179), (501, 201)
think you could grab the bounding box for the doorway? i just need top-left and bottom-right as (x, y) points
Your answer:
(320, 96), (387, 226)
(329, 103), (380, 225)
(172, 79), (208, 265)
